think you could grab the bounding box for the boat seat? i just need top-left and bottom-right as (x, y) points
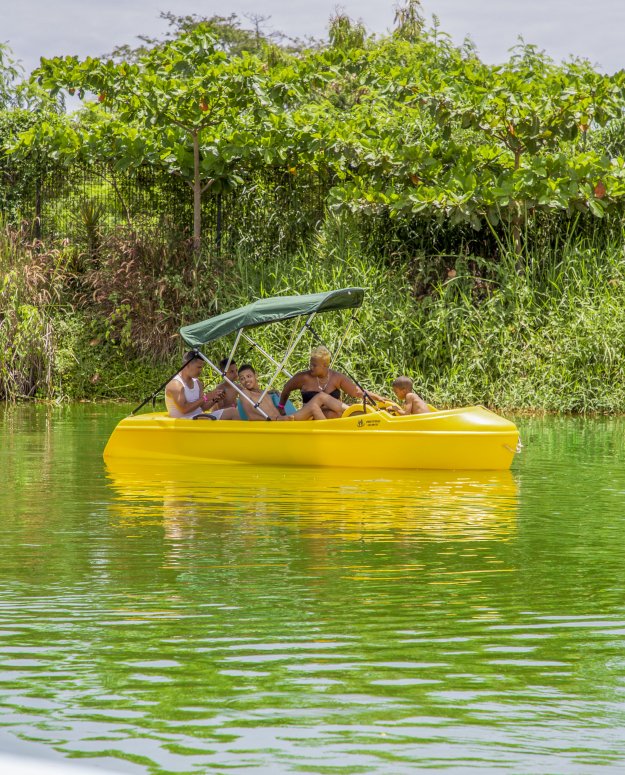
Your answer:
(237, 392), (297, 420)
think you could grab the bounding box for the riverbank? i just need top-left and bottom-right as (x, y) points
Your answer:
(2, 218), (625, 413)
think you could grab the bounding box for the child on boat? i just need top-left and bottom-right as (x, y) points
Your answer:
(391, 376), (430, 415)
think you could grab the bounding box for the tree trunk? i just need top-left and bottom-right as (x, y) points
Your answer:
(192, 130), (202, 252)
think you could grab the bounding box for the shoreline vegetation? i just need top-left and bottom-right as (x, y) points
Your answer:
(2, 3), (625, 413)
(4, 218), (625, 414)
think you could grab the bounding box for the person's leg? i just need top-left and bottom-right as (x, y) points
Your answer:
(289, 393), (344, 421)
(192, 407), (240, 421)
(217, 407), (239, 420)
(276, 394), (322, 421)
(289, 403), (323, 420)
(316, 393), (348, 419)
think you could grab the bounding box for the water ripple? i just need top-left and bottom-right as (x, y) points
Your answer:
(1, 407), (625, 772)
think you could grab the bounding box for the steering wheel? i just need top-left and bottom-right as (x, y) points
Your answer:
(341, 403), (377, 419)
(378, 402), (402, 416)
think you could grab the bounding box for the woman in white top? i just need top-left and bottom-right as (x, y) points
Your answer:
(165, 351), (235, 419)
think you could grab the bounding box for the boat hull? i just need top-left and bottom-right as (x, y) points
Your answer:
(103, 406), (519, 470)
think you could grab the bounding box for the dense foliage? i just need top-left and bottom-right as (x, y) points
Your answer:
(2, 5), (625, 409)
(15, 9), (625, 244)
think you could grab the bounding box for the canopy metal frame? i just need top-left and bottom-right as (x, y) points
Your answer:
(255, 313), (315, 407)
(196, 351), (271, 421)
(195, 312), (317, 420)
(131, 288), (367, 419)
(223, 327), (244, 375)
(242, 333), (294, 379)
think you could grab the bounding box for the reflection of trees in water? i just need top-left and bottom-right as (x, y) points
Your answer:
(100, 460), (625, 731)
(0, 405), (121, 587)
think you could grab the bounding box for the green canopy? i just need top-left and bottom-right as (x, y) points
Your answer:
(180, 287), (365, 347)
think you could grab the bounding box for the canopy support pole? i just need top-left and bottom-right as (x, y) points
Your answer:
(255, 313), (316, 407)
(241, 333), (294, 379)
(331, 311), (358, 368)
(129, 362), (187, 416)
(223, 328), (243, 375)
(196, 351), (271, 420)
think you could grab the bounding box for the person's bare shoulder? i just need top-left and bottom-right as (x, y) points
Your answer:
(290, 370), (307, 384)
(165, 378), (182, 396)
(406, 392), (430, 414)
(335, 370), (359, 395)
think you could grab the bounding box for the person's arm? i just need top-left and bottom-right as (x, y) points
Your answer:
(336, 372), (387, 403)
(210, 381), (227, 409)
(404, 392), (431, 414)
(201, 381), (225, 411)
(278, 373), (304, 409)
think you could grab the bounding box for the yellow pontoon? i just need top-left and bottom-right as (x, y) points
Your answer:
(103, 288), (520, 470)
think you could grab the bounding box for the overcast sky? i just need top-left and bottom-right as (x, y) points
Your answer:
(3, 0), (625, 76)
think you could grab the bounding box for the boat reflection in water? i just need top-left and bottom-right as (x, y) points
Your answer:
(104, 461), (519, 545)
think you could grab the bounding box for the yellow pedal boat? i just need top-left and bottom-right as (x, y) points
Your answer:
(103, 405), (519, 470)
(103, 287), (520, 471)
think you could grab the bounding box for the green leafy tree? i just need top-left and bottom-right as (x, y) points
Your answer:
(328, 13), (368, 50)
(1, 43), (67, 231)
(393, 0), (425, 42)
(0, 44), (21, 108)
(109, 11), (301, 62)
(31, 26), (271, 250)
(8, 14), (625, 260)
(284, 32), (625, 252)
(428, 43), (625, 245)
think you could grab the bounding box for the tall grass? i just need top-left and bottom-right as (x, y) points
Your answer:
(209, 213), (625, 412)
(3, 211), (625, 412)
(0, 225), (178, 401)
(0, 225), (65, 400)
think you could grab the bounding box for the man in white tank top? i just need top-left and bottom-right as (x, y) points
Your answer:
(165, 351), (237, 420)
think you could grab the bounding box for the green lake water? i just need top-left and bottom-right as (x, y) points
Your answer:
(2, 405), (625, 773)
